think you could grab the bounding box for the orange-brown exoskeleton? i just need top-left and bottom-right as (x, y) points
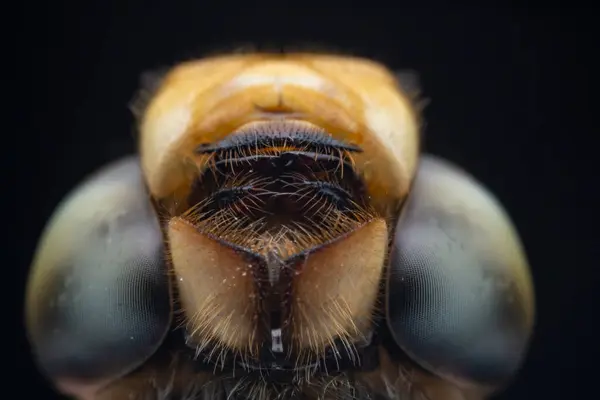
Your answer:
(25, 53), (535, 400)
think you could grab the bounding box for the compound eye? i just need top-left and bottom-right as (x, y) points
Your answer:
(386, 155), (535, 389)
(25, 157), (172, 392)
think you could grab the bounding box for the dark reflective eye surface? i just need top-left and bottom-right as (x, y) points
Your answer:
(387, 155), (535, 388)
(25, 157), (172, 392)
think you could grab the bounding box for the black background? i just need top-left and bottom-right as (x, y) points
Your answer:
(12, 3), (595, 399)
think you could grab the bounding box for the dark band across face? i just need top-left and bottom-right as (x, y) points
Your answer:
(195, 121), (363, 155)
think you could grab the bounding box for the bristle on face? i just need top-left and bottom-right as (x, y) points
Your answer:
(162, 120), (388, 373)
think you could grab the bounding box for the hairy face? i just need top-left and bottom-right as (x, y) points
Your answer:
(25, 52), (534, 400)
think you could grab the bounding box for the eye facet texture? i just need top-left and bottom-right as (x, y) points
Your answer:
(25, 157), (171, 385)
(387, 155), (535, 389)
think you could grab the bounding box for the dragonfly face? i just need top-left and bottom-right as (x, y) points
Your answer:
(25, 53), (535, 400)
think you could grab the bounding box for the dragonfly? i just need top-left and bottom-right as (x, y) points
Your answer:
(25, 52), (534, 400)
